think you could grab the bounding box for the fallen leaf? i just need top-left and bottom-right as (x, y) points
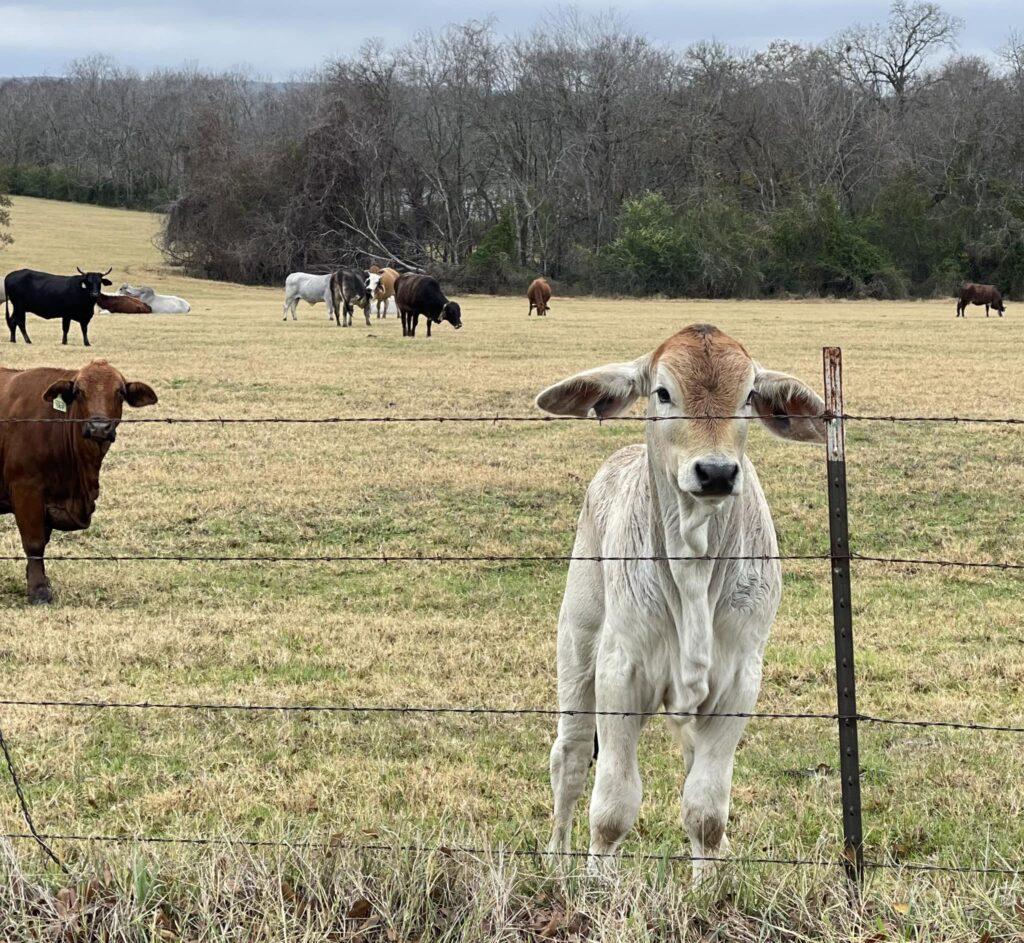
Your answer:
(893, 901), (909, 915)
(347, 898), (373, 921)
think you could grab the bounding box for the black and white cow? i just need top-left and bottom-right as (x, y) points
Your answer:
(330, 269), (381, 327)
(4, 267), (112, 346)
(394, 274), (463, 338)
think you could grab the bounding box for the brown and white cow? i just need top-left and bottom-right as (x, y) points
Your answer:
(373, 267), (400, 318)
(527, 277), (552, 317)
(537, 323), (824, 884)
(957, 283), (1006, 318)
(0, 360), (158, 603)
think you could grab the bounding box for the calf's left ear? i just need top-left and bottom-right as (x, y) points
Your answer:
(43, 379), (76, 403)
(750, 366), (826, 444)
(125, 382), (158, 408)
(101, 278), (113, 286)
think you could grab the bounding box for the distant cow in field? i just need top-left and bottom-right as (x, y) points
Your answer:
(528, 277), (552, 317)
(4, 267), (112, 346)
(374, 267), (400, 318)
(281, 273), (336, 322)
(536, 323), (825, 884)
(118, 284), (190, 314)
(97, 293), (151, 314)
(331, 269), (382, 327)
(0, 359), (158, 603)
(394, 274), (462, 338)
(957, 283), (1006, 318)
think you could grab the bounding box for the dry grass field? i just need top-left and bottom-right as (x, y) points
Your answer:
(1, 195), (1023, 940)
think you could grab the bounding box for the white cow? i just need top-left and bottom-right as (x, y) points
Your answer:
(117, 284), (191, 314)
(536, 323), (825, 884)
(281, 272), (335, 322)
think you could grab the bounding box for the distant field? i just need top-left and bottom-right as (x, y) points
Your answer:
(1, 196), (1023, 938)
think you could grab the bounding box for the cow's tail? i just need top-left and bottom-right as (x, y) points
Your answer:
(3, 284), (9, 329)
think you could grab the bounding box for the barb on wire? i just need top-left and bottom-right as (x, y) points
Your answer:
(0, 723), (68, 874)
(0, 831), (1018, 877)
(2, 697), (1023, 734)
(851, 553), (1024, 572)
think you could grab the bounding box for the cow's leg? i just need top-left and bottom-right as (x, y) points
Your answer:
(548, 559), (604, 859)
(363, 302), (371, 327)
(12, 488), (52, 604)
(62, 317), (71, 345)
(986, 304), (990, 317)
(80, 320), (91, 347)
(677, 662), (760, 888)
(426, 317), (432, 338)
(282, 297), (291, 320)
(410, 314), (417, 337)
(587, 635), (654, 865)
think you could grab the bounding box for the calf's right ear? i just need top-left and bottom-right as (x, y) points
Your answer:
(125, 382), (159, 408)
(43, 379), (76, 403)
(536, 356), (650, 418)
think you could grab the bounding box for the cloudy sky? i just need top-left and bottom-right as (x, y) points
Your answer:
(0, 0), (1019, 77)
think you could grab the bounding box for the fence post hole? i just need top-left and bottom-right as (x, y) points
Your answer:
(822, 347), (864, 888)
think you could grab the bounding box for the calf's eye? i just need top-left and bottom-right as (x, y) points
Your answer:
(746, 389), (756, 406)
(655, 388), (671, 405)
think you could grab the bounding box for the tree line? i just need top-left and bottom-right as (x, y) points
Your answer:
(2, 3), (1024, 299)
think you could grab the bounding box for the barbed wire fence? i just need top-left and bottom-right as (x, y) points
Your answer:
(1, 347), (1023, 890)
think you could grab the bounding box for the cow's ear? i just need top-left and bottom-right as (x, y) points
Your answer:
(101, 278), (112, 286)
(43, 379), (76, 403)
(125, 382), (158, 408)
(750, 365), (826, 443)
(536, 355), (650, 419)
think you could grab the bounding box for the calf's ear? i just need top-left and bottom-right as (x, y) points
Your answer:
(750, 366), (825, 443)
(43, 379), (76, 403)
(536, 355), (650, 419)
(102, 278), (112, 286)
(125, 382), (159, 408)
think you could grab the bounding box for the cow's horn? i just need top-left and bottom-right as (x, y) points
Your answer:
(102, 267), (113, 276)
(76, 267), (85, 276)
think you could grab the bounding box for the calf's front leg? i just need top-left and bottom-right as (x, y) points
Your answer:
(13, 488), (53, 604)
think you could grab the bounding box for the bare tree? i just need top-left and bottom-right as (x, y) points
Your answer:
(836, 1), (963, 107)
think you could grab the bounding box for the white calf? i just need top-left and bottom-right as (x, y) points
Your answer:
(281, 272), (335, 322)
(536, 323), (825, 884)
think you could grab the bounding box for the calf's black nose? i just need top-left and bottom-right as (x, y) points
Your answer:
(83, 419), (117, 442)
(694, 460), (739, 496)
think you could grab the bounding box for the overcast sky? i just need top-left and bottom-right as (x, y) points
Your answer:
(1, 1), (1020, 78)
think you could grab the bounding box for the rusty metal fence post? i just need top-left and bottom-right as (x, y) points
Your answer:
(823, 347), (865, 887)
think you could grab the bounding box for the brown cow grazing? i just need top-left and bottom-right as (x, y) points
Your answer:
(0, 360), (158, 603)
(96, 293), (152, 314)
(374, 267), (400, 318)
(527, 277), (552, 317)
(957, 283), (1006, 318)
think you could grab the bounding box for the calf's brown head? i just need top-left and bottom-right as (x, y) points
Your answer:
(42, 360), (158, 446)
(536, 323), (824, 504)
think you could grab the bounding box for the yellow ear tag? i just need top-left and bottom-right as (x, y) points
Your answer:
(53, 396), (67, 413)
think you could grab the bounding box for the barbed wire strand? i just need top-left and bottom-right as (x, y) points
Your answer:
(0, 724), (68, 874)
(0, 831), (1018, 877)
(4, 551), (1024, 570)
(0, 412), (1023, 425)
(2, 697), (1022, 734)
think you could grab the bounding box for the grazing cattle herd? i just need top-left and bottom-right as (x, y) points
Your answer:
(0, 229), (1017, 887)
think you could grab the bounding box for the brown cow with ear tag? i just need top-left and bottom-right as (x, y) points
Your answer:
(0, 359), (158, 603)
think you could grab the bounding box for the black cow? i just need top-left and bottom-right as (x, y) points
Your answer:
(394, 274), (463, 338)
(4, 267), (112, 346)
(330, 269), (379, 327)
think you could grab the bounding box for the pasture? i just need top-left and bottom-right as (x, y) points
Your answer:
(1, 195), (1023, 939)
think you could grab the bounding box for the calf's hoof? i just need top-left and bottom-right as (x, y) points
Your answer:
(28, 584), (54, 605)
